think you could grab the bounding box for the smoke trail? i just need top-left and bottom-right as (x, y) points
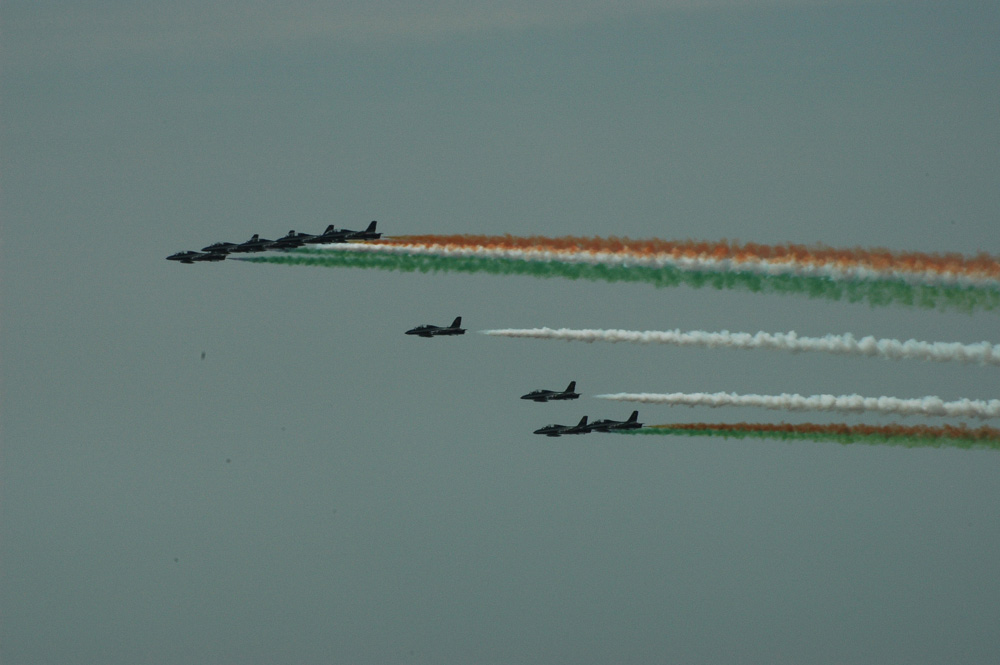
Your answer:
(594, 392), (1000, 419)
(480, 328), (1000, 365)
(302, 242), (1000, 289)
(618, 422), (1000, 450)
(244, 252), (1000, 313)
(382, 235), (1000, 284)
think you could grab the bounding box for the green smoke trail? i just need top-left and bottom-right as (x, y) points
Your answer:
(618, 427), (1000, 450)
(244, 252), (1000, 313)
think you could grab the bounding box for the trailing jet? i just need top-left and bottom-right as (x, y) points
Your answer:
(166, 251), (202, 263)
(405, 317), (466, 337)
(230, 234), (275, 253)
(269, 230), (316, 250)
(521, 381), (580, 402)
(201, 241), (238, 254)
(534, 416), (591, 437)
(305, 224), (349, 244)
(588, 411), (642, 432)
(343, 221), (381, 241)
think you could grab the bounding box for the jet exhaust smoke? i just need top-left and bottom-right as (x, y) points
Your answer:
(245, 251), (1000, 313)
(594, 392), (1000, 419)
(481, 328), (1000, 365)
(618, 422), (1000, 450)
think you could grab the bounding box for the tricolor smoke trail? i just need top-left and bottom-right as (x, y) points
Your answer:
(480, 328), (1000, 365)
(594, 392), (1000, 419)
(618, 422), (1000, 451)
(379, 235), (1000, 287)
(298, 241), (1000, 289)
(245, 249), (1000, 312)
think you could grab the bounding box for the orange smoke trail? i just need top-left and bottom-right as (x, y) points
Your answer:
(378, 235), (1000, 279)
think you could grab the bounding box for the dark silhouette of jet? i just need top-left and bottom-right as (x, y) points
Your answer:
(521, 381), (580, 402)
(166, 251), (202, 263)
(305, 224), (349, 244)
(269, 230), (316, 250)
(201, 241), (238, 254)
(230, 234), (275, 253)
(191, 250), (227, 262)
(534, 416), (591, 437)
(588, 411), (642, 432)
(405, 317), (466, 337)
(343, 221), (381, 241)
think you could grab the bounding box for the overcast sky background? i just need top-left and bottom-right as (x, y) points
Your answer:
(3, 1), (999, 663)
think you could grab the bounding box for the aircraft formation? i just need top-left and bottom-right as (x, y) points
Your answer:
(403, 318), (639, 435)
(166, 221), (382, 263)
(169, 220), (639, 437)
(533, 410), (642, 437)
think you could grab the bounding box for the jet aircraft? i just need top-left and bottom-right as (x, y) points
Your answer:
(405, 317), (466, 337)
(269, 230), (316, 250)
(343, 221), (381, 241)
(190, 251), (227, 262)
(521, 381), (580, 402)
(166, 251), (203, 263)
(201, 241), (238, 254)
(230, 234), (275, 253)
(533, 416), (591, 437)
(304, 225), (348, 244)
(588, 411), (642, 432)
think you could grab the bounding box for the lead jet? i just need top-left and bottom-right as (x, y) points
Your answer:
(534, 416), (591, 437)
(405, 317), (466, 337)
(230, 234), (275, 253)
(166, 251), (202, 263)
(587, 411), (642, 432)
(305, 224), (349, 244)
(521, 381), (580, 402)
(269, 230), (316, 250)
(343, 221), (381, 241)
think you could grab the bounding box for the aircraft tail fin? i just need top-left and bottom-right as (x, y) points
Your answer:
(577, 416), (588, 427)
(250, 234), (259, 241)
(627, 410), (638, 422)
(451, 316), (462, 328)
(366, 221), (377, 232)
(566, 381), (576, 393)
(324, 224), (336, 234)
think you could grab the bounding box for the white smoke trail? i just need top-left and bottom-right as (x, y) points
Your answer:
(480, 328), (1000, 365)
(594, 392), (1000, 419)
(307, 242), (1000, 289)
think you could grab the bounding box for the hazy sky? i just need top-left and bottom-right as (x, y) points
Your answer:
(3, 1), (999, 663)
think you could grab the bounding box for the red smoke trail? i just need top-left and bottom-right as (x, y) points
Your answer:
(379, 235), (1000, 280)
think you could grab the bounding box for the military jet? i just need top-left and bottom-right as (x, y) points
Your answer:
(588, 411), (642, 432)
(405, 317), (466, 337)
(191, 250), (227, 262)
(229, 234), (275, 253)
(201, 241), (239, 254)
(269, 230), (316, 250)
(533, 416), (591, 437)
(521, 381), (580, 402)
(342, 220), (381, 241)
(166, 251), (203, 264)
(305, 224), (349, 244)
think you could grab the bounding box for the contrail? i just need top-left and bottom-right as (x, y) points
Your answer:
(480, 328), (1000, 365)
(594, 392), (1000, 419)
(617, 422), (1000, 450)
(244, 252), (1000, 312)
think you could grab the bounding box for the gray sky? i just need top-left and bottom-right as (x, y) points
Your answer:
(3, 1), (999, 663)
